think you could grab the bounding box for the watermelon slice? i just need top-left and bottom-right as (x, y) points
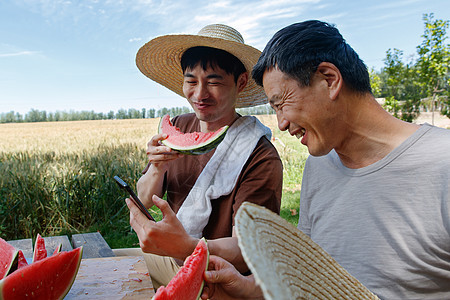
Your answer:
(32, 234), (47, 263)
(153, 238), (209, 300)
(0, 238), (18, 279)
(0, 247), (83, 300)
(53, 243), (62, 255)
(16, 250), (28, 270)
(158, 114), (228, 155)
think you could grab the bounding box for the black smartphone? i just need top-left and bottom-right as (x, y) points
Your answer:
(114, 175), (155, 221)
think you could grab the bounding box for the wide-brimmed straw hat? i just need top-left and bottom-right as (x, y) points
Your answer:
(235, 202), (380, 300)
(136, 24), (267, 108)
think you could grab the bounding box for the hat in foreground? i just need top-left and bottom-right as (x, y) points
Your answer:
(136, 24), (267, 108)
(235, 202), (380, 300)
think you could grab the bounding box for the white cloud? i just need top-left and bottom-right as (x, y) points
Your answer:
(129, 37), (142, 42)
(0, 51), (40, 58)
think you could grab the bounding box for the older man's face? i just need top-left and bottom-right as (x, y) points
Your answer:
(262, 67), (337, 157)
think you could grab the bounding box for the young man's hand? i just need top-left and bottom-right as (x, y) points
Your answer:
(126, 195), (198, 260)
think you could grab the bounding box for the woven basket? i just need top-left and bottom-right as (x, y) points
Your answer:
(235, 202), (380, 300)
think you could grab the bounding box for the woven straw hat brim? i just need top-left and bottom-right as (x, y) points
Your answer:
(235, 202), (380, 300)
(136, 34), (267, 108)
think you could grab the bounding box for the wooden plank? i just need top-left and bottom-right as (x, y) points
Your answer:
(7, 238), (33, 258)
(65, 256), (154, 299)
(71, 232), (115, 259)
(43, 235), (72, 256)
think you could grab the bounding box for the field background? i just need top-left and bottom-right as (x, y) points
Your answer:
(0, 115), (308, 248)
(1, 113), (448, 247)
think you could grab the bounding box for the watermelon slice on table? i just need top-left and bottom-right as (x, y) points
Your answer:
(153, 238), (209, 300)
(53, 243), (62, 255)
(16, 250), (28, 270)
(0, 238), (18, 279)
(158, 114), (228, 155)
(0, 246), (83, 300)
(32, 233), (47, 263)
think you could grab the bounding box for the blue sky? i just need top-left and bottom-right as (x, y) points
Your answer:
(0, 0), (449, 115)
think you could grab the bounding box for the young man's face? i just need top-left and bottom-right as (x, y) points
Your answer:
(182, 64), (246, 126)
(262, 67), (337, 157)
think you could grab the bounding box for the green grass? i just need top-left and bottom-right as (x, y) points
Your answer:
(0, 143), (147, 242)
(280, 191), (301, 227)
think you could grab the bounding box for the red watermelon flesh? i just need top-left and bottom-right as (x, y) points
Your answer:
(0, 247), (83, 300)
(17, 250), (28, 270)
(32, 234), (47, 263)
(158, 114), (228, 155)
(153, 238), (209, 300)
(0, 238), (18, 279)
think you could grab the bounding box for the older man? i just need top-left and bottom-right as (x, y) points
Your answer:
(202, 20), (450, 300)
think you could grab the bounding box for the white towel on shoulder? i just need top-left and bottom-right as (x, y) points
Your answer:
(176, 116), (272, 238)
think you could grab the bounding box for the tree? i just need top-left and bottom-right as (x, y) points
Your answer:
(147, 108), (156, 118)
(369, 68), (382, 97)
(107, 110), (115, 119)
(116, 109), (127, 119)
(382, 48), (405, 118)
(0, 111), (22, 123)
(381, 48), (422, 122)
(416, 13), (450, 121)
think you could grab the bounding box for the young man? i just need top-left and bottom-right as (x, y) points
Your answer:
(125, 24), (282, 289)
(202, 20), (450, 300)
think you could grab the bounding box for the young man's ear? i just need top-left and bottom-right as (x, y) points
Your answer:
(316, 62), (342, 100)
(237, 72), (249, 93)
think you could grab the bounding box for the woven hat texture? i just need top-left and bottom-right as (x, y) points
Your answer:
(136, 24), (267, 108)
(235, 202), (380, 300)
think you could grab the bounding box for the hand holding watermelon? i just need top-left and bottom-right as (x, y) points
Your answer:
(145, 132), (183, 170)
(201, 255), (264, 300)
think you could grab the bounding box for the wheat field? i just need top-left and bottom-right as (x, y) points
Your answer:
(0, 115), (308, 246)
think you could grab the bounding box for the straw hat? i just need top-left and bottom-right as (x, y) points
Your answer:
(235, 202), (380, 300)
(136, 24), (267, 108)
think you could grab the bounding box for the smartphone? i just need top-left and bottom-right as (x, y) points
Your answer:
(114, 175), (155, 221)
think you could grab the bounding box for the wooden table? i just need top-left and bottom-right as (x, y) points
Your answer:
(66, 256), (155, 299)
(7, 232), (115, 259)
(7, 233), (155, 298)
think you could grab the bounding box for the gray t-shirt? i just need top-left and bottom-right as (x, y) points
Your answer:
(298, 124), (450, 300)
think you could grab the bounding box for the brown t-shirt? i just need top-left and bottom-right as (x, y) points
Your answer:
(147, 113), (283, 240)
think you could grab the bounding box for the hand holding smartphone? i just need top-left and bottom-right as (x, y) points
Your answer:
(114, 175), (155, 221)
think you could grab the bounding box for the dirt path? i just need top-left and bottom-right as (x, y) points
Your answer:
(413, 112), (450, 129)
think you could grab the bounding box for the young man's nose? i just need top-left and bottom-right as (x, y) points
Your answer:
(194, 84), (210, 100)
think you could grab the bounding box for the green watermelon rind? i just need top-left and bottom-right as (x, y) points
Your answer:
(195, 238), (209, 300)
(158, 115), (229, 155)
(0, 238), (19, 280)
(53, 243), (62, 255)
(0, 252), (18, 280)
(59, 246), (83, 300)
(0, 246), (83, 300)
